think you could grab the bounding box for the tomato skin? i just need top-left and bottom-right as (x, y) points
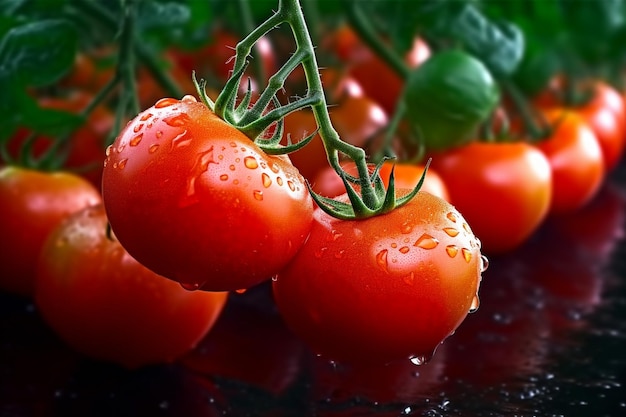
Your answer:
(0, 166), (102, 296)
(34, 204), (228, 369)
(431, 141), (553, 254)
(273, 191), (483, 365)
(311, 161), (450, 202)
(536, 109), (605, 213)
(102, 96), (313, 292)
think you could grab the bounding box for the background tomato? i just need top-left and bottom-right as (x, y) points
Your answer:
(536, 108), (605, 213)
(273, 191), (484, 365)
(431, 141), (553, 254)
(0, 166), (102, 296)
(35, 204), (228, 369)
(102, 95), (313, 292)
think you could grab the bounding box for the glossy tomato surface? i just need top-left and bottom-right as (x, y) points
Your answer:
(102, 95), (313, 292)
(431, 141), (553, 254)
(0, 166), (102, 296)
(273, 191), (484, 365)
(35, 204), (228, 369)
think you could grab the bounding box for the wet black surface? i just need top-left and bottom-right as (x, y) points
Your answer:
(2, 169), (626, 417)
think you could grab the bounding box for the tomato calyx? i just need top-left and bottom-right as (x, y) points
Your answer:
(308, 158), (431, 220)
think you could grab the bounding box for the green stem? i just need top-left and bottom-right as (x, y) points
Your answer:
(342, 0), (410, 80)
(501, 79), (546, 140)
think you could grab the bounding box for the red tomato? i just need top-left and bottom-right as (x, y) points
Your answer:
(60, 48), (115, 93)
(536, 109), (605, 213)
(311, 160), (450, 202)
(431, 141), (553, 254)
(273, 190), (485, 365)
(34, 204), (228, 369)
(102, 95), (313, 292)
(328, 25), (430, 114)
(535, 79), (626, 172)
(4, 92), (113, 188)
(0, 166), (102, 296)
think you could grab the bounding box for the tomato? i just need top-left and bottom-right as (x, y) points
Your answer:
(536, 108), (605, 213)
(273, 190), (484, 365)
(535, 79), (626, 172)
(4, 92), (113, 188)
(59, 48), (115, 93)
(328, 24), (430, 114)
(102, 95), (313, 292)
(0, 166), (102, 296)
(283, 70), (388, 182)
(34, 204), (228, 369)
(431, 141), (553, 254)
(311, 160), (450, 202)
(404, 50), (500, 152)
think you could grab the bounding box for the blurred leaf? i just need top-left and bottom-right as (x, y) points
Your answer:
(0, 19), (77, 86)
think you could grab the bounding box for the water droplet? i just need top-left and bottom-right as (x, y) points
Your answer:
(400, 222), (412, 234)
(129, 133), (143, 146)
(164, 114), (190, 127)
(253, 190), (263, 200)
(327, 230), (343, 241)
(269, 162), (280, 173)
(149, 144), (159, 153)
(133, 123), (143, 133)
(287, 181), (295, 191)
(229, 141), (237, 147)
(233, 179), (239, 185)
(235, 288), (247, 294)
(156, 130), (163, 139)
(261, 173), (272, 188)
(219, 174), (228, 181)
(461, 248), (472, 263)
(314, 247), (328, 258)
(469, 294), (480, 312)
(105, 145), (112, 156)
(140, 112), (153, 121)
(197, 148), (216, 172)
(155, 98), (178, 108)
(376, 249), (389, 272)
(244, 156), (258, 169)
(414, 233), (438, 249)
(116, 144), (126, 153)
(403, 272), (415, 285)
(443, 227), (459, 237)
(480, 255), (489, 272)
(276, 177), (284, 186)
(446, 212), (458, 223)
(229, 165), (236, 171)
(463, 222), (472, 234)
(334, 250), (345, 259)
(445, 245), (458, 258)
(271, 275), (278, 282)
(409, 355), (429, 366)
(103, 158), (108, 167)
(399, 246), (410, 254)
(391, 242), (397, 248)
(180, 282), (200, 291)
(171, 131), (192, 149)
(181, 95), (197, 103)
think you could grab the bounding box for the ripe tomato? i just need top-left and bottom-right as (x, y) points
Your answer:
(273, 191), (485, 365)
(535, 79), (626, 172)
(59, 48), (115, 93)
(0, 166), (102, 296)
(35, 204), (228, 369)
(311, 160), (450, 202)
(102, 95), (313, 292)
(536, 108), (605, 213)
(4, 92), (113, 188)
(328, 24), (430, 114)
(431, 141), (553, 254)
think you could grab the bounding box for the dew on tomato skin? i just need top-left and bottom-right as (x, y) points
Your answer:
(105, 145), (112, 156)
(443, 227), (459, 237)
(148, 144), (159, 153)
(235, 288), (247, 294)
(399, 246), (410, 254)
(334, 250), (345, 259)
(181, 95), (197, 103)
(409, 354), (430, 366)
(133, 123), (143, 133)
(469, 294), (480, 313)
(164, 114), (190, 128)
(155, 98), (179, 108)
(229, 141), (237, 147)
(229, 165), (236, 171)
(171, 131), (192, 149)
(327, 230), (343, 241)
(446, 212), (458, 223)
(129, 133), (143, 146)
(244, 156), (259, 169)
(219, 174), (228, 181)
(116, 144), (126, 153)
(118, 158), (128, 169)
(415, 233), (439, 249)
(140, 112), (153, 121)
(461, 247), (472, 263)
(480, 255), (490, 272)
(261, 173), (272, 188)
(401, 222), (413, 234)
(180, 282), (200, 291)
(233, 179), (239, 185)
(314, 247), (328, 258)
(391, 242), (397, 248)
(156, 130), (163, 139)
(253, 190), (263, 201)
(287, 181), (296, 191)
(403, 272), (415, 286)
(462, 222), (472, 234)
(445, 245), (458, 258)
(269, 162), (280, 173)
(376, 249), (389, 273)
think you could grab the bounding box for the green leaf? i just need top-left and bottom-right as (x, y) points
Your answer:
(137, 1), (191, 30)
(16, 88), (83, 136)
(0, 19), (77, 87)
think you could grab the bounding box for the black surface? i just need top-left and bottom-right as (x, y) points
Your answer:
(2, 168), (626, 417)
